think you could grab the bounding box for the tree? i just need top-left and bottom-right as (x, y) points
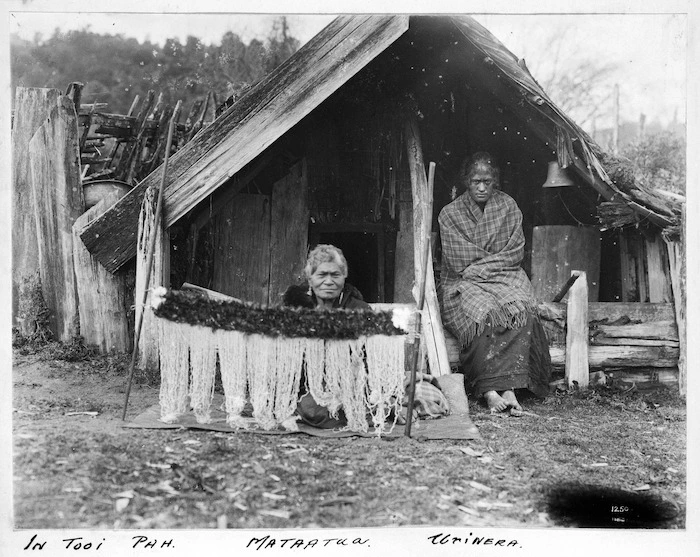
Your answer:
(10, 21), (301, 115)
(518, 25), (618, 130)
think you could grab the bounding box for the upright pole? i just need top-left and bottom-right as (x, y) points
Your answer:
(612, 83), (620, 155)
(122, 100), (181, 421)
(405, 162), (435, 437)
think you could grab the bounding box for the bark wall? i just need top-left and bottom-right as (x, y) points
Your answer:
(12, 88), (62, 334)
(27, 95), (84, 341)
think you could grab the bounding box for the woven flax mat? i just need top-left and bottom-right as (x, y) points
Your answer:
(125, 394), (480, 440)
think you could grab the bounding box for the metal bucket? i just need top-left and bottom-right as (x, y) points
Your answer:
(82, 179), (131, 209)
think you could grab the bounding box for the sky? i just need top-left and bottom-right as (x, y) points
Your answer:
(7, 6), (688, 130)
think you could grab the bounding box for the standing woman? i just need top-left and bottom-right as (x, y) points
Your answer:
(438, 152), (551, 413)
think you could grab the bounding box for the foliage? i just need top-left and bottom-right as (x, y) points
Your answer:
(621, 131), (686, 195)
(14, 273), (53, 347)
(44, 337), (99, 362)
(10, 16), (300, 115)
(598, 129), (686, 199)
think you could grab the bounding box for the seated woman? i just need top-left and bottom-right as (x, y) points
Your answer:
(438, 152), (551, 414)
(283, 244), (369, 311)
(284, 244), (448, 428)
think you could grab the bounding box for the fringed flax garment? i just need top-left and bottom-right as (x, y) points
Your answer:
(152, 288), (407, 435)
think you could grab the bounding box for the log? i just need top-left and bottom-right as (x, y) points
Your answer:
(72, 196), (131, 353)
(590, 338), (679, 348)
(79, 102), (109, 112)
(181, 282), (240, 302)
(450, 315), (679, 365)
(268, 159), (310, 305)
(551, 345), (679, 369)
(550, 368), (678, 390)
(593, 320), (678, 341)
(134, 186), (169, 369)
(405, 116), (450, 377)
(605, 368), (678, 388)
(80, 16), (410, 272)
(537, 301), (675, 325)
(12, 87), (62, 334)
(90, 113), (141, 139)
(28, 95), (84, 341)
(565, 271), (589, 388)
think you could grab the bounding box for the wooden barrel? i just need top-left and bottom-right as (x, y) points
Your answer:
(82, 179), (131, 209)
(531, 225), (600, 302)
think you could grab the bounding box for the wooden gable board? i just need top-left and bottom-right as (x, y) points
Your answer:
(80, 15), (409, 272)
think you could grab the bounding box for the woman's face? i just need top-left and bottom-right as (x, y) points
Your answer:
(466, 164), (497, 205)
(309, 261), (346, 302)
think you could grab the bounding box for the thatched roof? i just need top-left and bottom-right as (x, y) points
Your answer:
(80, 14), (680, 273)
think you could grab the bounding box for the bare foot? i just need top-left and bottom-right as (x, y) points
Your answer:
(484, 391), (508, 413)
(501, 390), (522, 411)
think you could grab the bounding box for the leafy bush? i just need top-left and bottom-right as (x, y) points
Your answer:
(621, 131), (686, 195)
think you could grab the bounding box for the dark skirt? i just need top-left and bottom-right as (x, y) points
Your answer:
(296, 393), (348, 429)
(458, 313), (551, 398)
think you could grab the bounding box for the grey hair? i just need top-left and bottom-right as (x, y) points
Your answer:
(304, 244), (348, 280)
(459, 151), (501, 185)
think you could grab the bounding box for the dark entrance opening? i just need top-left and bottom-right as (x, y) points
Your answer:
(308, 224), (385, 303)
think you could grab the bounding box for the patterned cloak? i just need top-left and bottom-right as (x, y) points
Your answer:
(438, 189), (536, 348)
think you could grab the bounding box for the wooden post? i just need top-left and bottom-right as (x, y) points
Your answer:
(28, 95), (84, 341)
(73, 196), (131, 353)
(116, 90), (155, 182)
(135, 186), (169, 369)
(619, 229), (648, 302)
(404, 117), (450, 377)
(12, 87), (62, 334)
(645, 234), (672, 303)
(664, 237), (686, 396)
(393, 176), (415, 303)
(565, 271), (589, 388)
(268, 159), (309, 305)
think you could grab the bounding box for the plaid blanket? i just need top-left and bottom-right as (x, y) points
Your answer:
(438, 190), (535, 347)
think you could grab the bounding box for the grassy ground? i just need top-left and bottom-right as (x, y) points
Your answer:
(12, 340), (686, 530)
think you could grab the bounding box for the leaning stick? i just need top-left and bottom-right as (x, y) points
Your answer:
(122, 100), (182, 421)
(405, 161), (435, 437)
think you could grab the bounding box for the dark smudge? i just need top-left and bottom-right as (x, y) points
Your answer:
(545, 483), (679, 528)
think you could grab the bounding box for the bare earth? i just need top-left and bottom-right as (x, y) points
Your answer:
(12, 345), (686, 530)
